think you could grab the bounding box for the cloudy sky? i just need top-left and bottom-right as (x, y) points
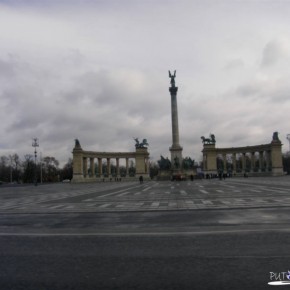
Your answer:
(1, 0), (290, 166)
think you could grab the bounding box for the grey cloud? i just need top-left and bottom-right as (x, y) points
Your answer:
(235, 82), (261, 98)
(224, 59), (244, 70)
(0, 59), (15, 79)
(235, 78), (290, 103)
(261, 40), (286, 67)
(2, 1), (290, 165)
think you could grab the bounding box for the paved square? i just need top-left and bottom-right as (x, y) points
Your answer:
(1, 177), (290, 290)
(1, 176), (290, 213)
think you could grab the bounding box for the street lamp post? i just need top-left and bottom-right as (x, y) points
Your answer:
(287, 134), (290, 153)
(32, 138), (39, 186)
(40, 152), (43, 184)
(9, 155), (13, 183)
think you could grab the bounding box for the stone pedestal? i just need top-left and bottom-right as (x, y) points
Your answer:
(72, 143), (84, 182)
(135, 147), (150, 178)
(169, 145), (183, 173)
(271, 140), (283, 176)
(202, 143), (217, 174)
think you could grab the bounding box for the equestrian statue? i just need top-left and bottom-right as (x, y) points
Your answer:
(201, 134), (216, 145)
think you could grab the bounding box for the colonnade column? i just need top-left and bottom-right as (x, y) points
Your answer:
(251, 152), (255, 172)
(266, 151), (271, 172)
(107, 158), (111, 177)
(223, 154), (227, 172)
(259, 151), (263, 172)
(98, 158), (102, 177)
(232, 153), (236, 174)
(116, 158), (120, 178)
(242, 153), (246, 173)
(126, 158), (129, 176)
(90, 158), (95, 177)
(83, 157), (88, 178)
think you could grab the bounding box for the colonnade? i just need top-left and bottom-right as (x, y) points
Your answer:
(82, 156), (149, 178)
(215, 150), (271, 174)
(72, 141), (150, 182)
(202, 135), (283, 176)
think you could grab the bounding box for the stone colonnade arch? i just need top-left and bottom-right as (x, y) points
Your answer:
(72, 141), (150, 182)
(202, 135), (283, 176)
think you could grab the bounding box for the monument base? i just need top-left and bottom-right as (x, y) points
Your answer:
(157, 169), (197, 181)
(169, 145), (183, 170)
(272, 168), (284, 176)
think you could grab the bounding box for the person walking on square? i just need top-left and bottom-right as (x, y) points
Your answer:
(139, 175), (143, 184)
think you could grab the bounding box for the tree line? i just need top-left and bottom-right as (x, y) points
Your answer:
(0, 154), (73, 184)
(3, 152), (287, 184)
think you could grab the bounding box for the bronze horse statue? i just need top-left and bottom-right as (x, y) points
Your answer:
(134, 138), (149, 148)
(201, 134), (216, 144)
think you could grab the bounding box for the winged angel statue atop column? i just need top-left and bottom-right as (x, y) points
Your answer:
(168, 70), (176, 88)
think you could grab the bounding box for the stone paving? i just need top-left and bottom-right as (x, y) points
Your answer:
(0, 176), (289, 213)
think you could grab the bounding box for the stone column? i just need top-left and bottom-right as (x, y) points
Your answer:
(242, 153), (246, 173)
(83, 157), (88, 178)
(223, 154), (227, 172)
(90, 157), (95, 177)
(98, 158), (102, 177)
(251, 152), (255, 172)
(126, 158), (129, 176)
(266, 150), (271, 172)
(232, 153), (236, 175)
(116, 158), (120, 178)
(169, 83), (183, 171)
(107, 158), (111, 177)
(259, 151), (263, 172)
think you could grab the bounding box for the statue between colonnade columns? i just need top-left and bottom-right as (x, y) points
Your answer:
(71, 139), (150, 182)
(201, 132), (283, 176)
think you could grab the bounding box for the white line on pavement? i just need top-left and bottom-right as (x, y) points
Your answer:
(98, 204), (111, 208)
(199, 189), (209, 194)
(98, 185), (141, 198)
(116, 192), (130, 197)
(1, 228), (290, 236)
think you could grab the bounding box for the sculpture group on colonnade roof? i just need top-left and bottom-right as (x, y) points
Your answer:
(134, 138), (149, 149)
(272, 131), (280, 142)
(201, 134), (216, 145)
(74, 139), (81, 148)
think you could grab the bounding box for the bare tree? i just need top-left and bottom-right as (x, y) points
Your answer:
(0, 156), (9, 182)
(22, 154), (34, 183)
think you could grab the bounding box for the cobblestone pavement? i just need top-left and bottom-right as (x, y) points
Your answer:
(0, 176), (289, 213)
